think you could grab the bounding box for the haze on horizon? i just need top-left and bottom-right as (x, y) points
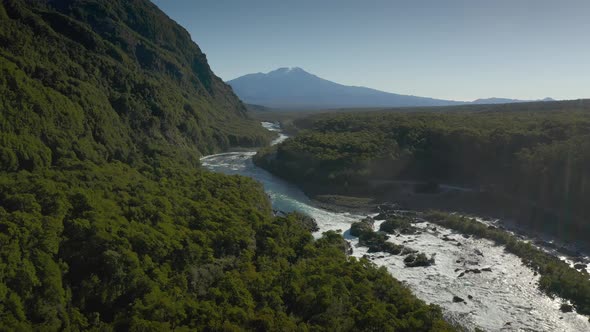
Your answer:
(151, 0), (590, 101)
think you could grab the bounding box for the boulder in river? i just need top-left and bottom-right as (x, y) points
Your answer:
(458, 272), (465, 278)
(374, 213), (389, 220)
(361, 231), (390, 248)
(560, 303), (573, 313)
(400, 247), (417, 255)
(452, 296), (465, 303)
(350, 218), (375, 237)
(291, 211), (319, 232)
(345, 241), (353, 255)
(404, 253), (435, 267)
(369, 241), (405, 255)
(481, 267), (492, 272)
(574, 263), (587, 270)
(379, 216), (417, 235)
(468, 295), (473, 300)
(377, 202), (399, 213)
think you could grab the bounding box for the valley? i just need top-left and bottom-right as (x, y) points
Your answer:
(2, 0), (589, 331)
(202, 122), (590, 331)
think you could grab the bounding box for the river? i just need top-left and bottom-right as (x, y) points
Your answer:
(200, 122), (590, 332)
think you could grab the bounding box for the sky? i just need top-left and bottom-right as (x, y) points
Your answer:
(151, 0), (590, 101)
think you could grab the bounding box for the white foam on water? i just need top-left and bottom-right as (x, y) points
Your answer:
(200, 124), (590, 331)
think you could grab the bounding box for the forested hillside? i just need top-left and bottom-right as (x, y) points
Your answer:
(0, 0), (272, 171)
(0, 0), (454, 330)
(255, 100), (590, 244)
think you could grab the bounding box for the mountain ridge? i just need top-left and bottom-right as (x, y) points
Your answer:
(472, 97), (555, 104)
(228, 67), (553, 109)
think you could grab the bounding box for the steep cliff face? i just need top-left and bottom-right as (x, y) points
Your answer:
(0, 0), (270, 173)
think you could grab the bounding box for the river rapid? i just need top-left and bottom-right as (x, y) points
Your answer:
(200, 122), (590, 332)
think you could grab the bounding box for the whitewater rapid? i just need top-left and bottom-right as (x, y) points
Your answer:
(200, 122), (590, 332)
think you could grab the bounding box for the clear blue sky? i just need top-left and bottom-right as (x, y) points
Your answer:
(151, 0), (590, 101)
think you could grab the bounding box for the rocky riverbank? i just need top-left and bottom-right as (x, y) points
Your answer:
(203, 124), (590, 331)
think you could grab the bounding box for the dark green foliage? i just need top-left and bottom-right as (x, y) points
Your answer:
(255, 104), (590, 244)
(358, 231), (390, 248)
(0, 0), (272, 175)
(404, 253), (435, 268)
(0, 167), (454, 331)
(368, 241), (410, 256)
(0, 161), (273, 330)
(0, 1), (455, 330)
(256, 226), (454, 332)
(425, 211), (590, 316)
(380, 216), (417, 235)
(289, 210), (319, 232)
(256, 104), (590, 316)
(349, 217), (374, 237)
(350, 218), (417, 256)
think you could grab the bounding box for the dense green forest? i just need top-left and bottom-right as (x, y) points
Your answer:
(0, 0), (456, 330)
(0, 164), (453, 331)
(255, 101), (590, 244)
(0, 0), (273, 166)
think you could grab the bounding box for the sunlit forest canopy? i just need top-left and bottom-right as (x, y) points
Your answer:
(0, 0), (455, 330)
(255, 101), (590, 244)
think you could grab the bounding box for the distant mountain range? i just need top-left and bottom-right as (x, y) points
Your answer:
(227, 67), (553, 109)
(472, 97), (555, 105)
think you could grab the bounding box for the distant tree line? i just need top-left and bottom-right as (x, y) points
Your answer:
(255, 101), (590, 244)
